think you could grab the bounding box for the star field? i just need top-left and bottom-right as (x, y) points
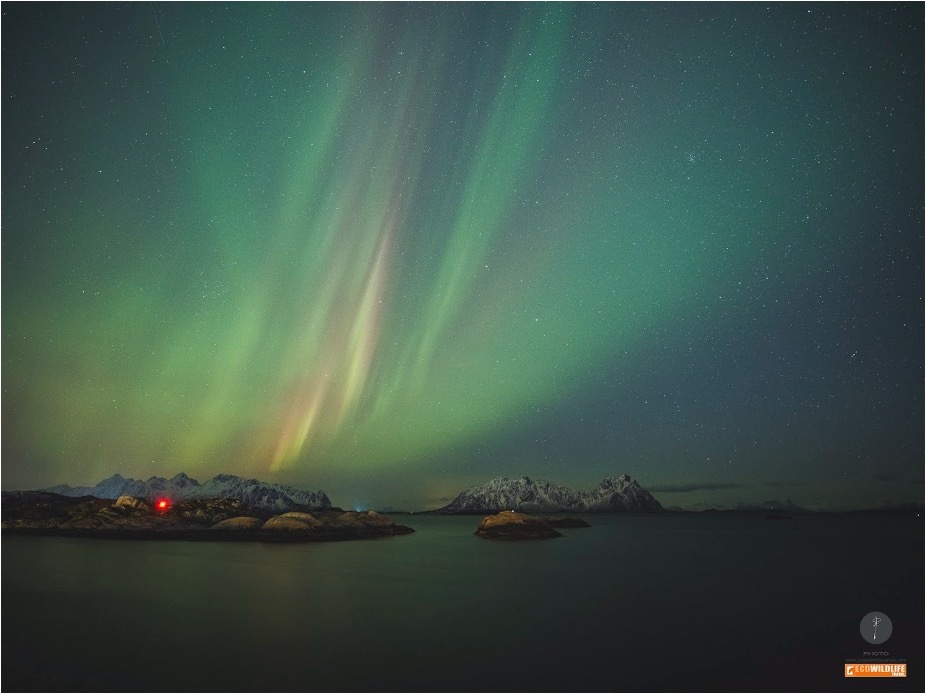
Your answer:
(2, 3), (922, 510)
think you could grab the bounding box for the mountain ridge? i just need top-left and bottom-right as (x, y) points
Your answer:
(43, 473), (331, 511)
(436, 474), (663, 513)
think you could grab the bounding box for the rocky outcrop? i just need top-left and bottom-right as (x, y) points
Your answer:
(173, 497), (252, 524)
(262, 515), (318, 531)
(3, 494), (246, 531)
(2, 491), (114, 530)
(280, 511), (323, 526)
(327, 510), (393, 529)
(114, 495), (150, 511)
(439, 474), (663, 513)
(211, 516), (263, 530)
(259, 510), (413, 538)
(474, 511), (562, 540)
(43, 472), (332, 511)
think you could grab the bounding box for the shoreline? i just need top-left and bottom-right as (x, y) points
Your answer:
(1, 525), (415, 543)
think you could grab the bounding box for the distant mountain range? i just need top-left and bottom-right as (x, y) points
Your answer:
(734, 499), (806, 512)
(44, 473), (331, 511)
(672, 499), (809, 513)
(436, 474), (663, 513)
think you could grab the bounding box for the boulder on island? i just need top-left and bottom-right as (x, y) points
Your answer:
(474, 511), (562, 540)
(262, 515), (319, 531)
(279, 511), (323, 527)
(114, 495), (150, 511)
(211, 516), (263, 530)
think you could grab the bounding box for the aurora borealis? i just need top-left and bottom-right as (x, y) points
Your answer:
(2, 3), (922, 510)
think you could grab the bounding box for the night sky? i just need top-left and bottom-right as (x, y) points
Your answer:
(2, 3), (922, 511)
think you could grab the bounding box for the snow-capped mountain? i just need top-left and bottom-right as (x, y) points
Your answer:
(438, 474), (663, 513)
(44, 472), (331, 511)
(581, 475), (664, 512)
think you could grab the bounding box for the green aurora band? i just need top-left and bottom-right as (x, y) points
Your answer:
(4, 4), (921, 508)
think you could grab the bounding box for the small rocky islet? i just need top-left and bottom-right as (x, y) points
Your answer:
(1, 491), (414, 542)
(474, 510), (591, 540)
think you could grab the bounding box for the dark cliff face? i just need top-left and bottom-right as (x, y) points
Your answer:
(439, 475), (663, 513)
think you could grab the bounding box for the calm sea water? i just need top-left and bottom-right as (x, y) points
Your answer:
(3, 513), (923, 692)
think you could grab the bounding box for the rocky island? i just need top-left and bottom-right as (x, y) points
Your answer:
(2, 491), (414, 542)
(474, 510), (590, 540)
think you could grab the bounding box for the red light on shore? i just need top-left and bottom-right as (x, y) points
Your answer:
(156, 499), (169, 511)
